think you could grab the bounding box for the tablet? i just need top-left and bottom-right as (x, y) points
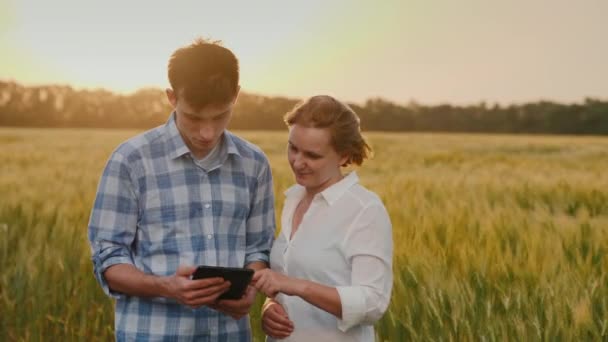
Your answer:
(191, 265), (254, 300)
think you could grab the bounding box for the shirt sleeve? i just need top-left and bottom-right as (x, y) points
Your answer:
(87, 151), (139, 298)
(244, 156), (276, 265)
(336, 203), (393, 332)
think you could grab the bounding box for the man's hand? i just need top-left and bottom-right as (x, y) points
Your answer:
(209, 285), (257, 320)
(252, 269), (301, 298)
(164, 265), (231, 309)
(262, 300), (294, 339)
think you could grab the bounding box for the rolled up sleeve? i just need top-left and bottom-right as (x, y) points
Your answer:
(245, 158), (276, 265)
(337, 203), (393, 332)
(92, 242), (135, 298)
(88, 152), (139, 298)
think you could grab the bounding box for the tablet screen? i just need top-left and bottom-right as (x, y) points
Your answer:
(191, 265), (254, 300)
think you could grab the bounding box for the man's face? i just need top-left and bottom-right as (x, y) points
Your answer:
(167, 89), (237, 159)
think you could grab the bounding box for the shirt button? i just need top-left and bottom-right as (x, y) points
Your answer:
(204, 203), (211, 209)
(207, 234), (213, 239)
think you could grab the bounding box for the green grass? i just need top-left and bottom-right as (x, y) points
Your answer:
(1, 127), (608, 341)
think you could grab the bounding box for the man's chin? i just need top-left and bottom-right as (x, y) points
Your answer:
(192, 139), (217, 150)
(194, 140), (213, 146)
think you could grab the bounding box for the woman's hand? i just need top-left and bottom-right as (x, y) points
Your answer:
(262, 299), (294, 339)
(252, 269), (302, 298)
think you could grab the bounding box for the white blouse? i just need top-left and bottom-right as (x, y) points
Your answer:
(268, 172), (393, 342)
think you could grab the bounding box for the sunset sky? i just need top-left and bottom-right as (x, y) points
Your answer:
(1, 0), (607, 105)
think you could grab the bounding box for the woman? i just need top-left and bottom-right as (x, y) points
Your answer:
(252, 95), (393, 341)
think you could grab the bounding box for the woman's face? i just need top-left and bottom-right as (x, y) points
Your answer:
(287, 124), (348, 194)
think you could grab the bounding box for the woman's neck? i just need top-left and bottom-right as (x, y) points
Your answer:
(303, 172), (345, 200)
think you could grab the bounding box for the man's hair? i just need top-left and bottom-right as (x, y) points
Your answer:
(284, 95), (372, 166)
(168, 38), (239, 110)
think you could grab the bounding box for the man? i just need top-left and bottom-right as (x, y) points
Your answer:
(88, 38), (275, 341)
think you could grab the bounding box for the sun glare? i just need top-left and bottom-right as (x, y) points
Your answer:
(2, 0), (340, 94)
(1, 0), (607, 104)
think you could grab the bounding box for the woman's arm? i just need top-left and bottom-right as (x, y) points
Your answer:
(261, 298), (294, 339)
(253, 202), (393, 330)
(253, 270), (343, 318)
(335, 203), (393, 331)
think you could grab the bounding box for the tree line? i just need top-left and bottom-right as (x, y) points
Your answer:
(1, 81), (607, 134)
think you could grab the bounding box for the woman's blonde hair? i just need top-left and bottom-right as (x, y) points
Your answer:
(284, 95), (372, 166)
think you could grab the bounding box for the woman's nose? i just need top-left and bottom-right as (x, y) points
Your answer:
(292, 154), (305, 169)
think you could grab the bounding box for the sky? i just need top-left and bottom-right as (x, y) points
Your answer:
(1, 0), (607, 106)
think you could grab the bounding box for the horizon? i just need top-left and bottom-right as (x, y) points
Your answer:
(2, 78), (607, 108)
(1, 0), (607, 106)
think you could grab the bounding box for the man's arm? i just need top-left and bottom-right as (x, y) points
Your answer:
(243, 157), (276, 265)
(88, 151), (140, 298)
(89, 151), (230, 306)
(209, 260), (269, 319)
(210, 155), (276, 319)
(104, 264), (230, 308)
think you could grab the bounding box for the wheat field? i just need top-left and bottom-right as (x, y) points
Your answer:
(1, 127), (607, 341)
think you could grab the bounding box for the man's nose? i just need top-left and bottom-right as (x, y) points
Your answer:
(199, 124), (214, 140)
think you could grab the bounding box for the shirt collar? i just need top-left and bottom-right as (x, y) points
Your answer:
(284, 171), (359, 206)
(164, 112), (241, 160)
(165, 112), (191, 160)
(284, 183), (306, 201)
(319, 171), (359, 205)
(222, 131), (242, 158)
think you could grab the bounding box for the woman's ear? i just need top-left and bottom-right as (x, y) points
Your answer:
(339, 154), (350, 167)
(165, 88), (177, 108)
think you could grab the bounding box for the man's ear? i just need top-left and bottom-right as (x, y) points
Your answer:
(166, 88), (177, 108)
(232, 86), (241, 104)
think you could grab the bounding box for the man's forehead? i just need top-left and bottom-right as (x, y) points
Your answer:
(179, 100), (234, 117)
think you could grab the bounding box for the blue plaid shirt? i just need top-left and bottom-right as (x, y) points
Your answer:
(88, 113), (276, 341)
